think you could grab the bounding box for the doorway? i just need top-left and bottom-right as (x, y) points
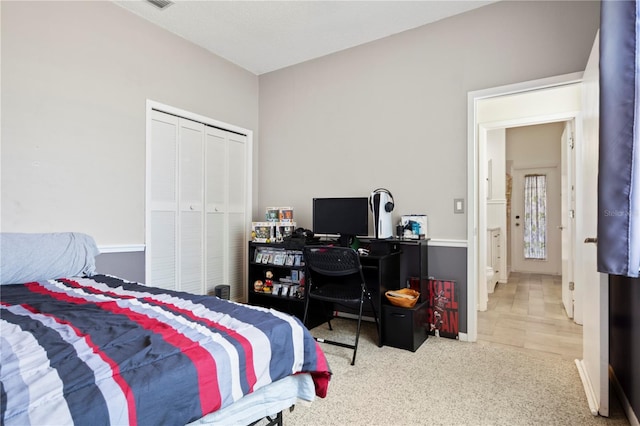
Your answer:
(478, 120), (578, 360)
(478, 121), (582, 360)
(507, 122), (564, 277)
(465, 73), (584, 343)
(469, 36), (608, 417)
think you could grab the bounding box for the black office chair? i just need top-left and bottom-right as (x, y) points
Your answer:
(302, 246), (380, 365)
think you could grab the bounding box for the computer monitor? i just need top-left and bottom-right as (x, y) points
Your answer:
(312, 197), (369, 245)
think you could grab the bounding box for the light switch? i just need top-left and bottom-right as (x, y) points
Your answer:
(454, 198), (464, 214)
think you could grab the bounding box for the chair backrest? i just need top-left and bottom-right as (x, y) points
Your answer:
(303, 246), (362, 277)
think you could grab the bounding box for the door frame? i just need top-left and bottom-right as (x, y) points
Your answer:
(465, 72), (583, 342)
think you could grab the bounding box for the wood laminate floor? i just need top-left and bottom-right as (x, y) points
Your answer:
(477, 272), (583, 360)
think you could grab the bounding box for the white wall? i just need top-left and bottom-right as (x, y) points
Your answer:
(1, 1), (600, 246)
(506, 123), (564, 168)
(258, 1), (600, 240)
(1, 1), (259, 245)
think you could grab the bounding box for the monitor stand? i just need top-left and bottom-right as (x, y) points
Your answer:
(338, 234), (359, 248)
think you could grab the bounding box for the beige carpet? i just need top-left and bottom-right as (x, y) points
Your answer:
(281, 318), (629, 426)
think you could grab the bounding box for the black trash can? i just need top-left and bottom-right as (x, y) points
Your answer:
(214, 285), (230, 300)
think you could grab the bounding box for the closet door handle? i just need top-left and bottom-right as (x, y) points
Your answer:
(584, 237), (598, 244)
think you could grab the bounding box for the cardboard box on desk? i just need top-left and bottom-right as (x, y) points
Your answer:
(265, 206), (294, 223)
(252, 221), (297, 242)
(275, 222), (296, 241)
(252, 222), (274, 242)
(401, 215), (427, 239)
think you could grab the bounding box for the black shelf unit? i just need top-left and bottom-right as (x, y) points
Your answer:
(392, 239), (430, 302)
(247, 241), (324, 328)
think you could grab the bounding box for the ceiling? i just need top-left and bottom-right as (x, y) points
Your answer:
(114, 0), (497, 75)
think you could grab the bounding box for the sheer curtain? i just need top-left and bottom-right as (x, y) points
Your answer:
(524, 174), (547, 260)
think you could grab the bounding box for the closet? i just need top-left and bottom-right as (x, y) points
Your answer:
(146, 109), (250, 300)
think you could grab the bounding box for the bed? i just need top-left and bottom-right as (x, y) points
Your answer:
(0, 233), (331, 425)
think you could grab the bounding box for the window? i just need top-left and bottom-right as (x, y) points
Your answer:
(524, 174), (547, 260)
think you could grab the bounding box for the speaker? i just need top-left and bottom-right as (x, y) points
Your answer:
(215, 285), (230, 300)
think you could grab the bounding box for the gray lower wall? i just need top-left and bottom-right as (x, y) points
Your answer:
(609, 275), (640, 419)
(95, 251), (145, 284)
(428, 245), (468, 334)
(95, 244), (469, 332)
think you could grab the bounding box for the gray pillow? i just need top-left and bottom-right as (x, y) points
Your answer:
(0, 232), (100, 285)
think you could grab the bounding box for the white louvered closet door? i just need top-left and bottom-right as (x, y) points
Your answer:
(148, 109), (249, 298)
(205, 127), (247, 300)
(227, 132), (248, 300)
(178, 119), (205, 295)
(148, 111), (179, 291)
(205, 127), (226, 296)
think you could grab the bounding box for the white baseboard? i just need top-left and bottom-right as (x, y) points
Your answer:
(575, 358), (599, 416)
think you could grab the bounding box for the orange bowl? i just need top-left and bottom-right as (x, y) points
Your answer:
(385, 288), (420, 308)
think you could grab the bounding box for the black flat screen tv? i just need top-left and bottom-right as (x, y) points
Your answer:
(312, 197), (369, 242)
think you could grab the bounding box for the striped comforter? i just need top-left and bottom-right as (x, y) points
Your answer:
(0, 275), (331, 425)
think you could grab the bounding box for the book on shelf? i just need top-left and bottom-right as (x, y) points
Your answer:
(285, 253), (295, 266)
(273, 253), (285, 266)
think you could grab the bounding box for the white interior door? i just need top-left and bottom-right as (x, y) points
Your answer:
(226, 132), (248, 300)
(575, 32), (608, 417)
(205, 127), (227, 297)
(178, 119), (205, 295)
(148, 111), (179, 290)
(147, 105), (252, 300)
(561, 122), (576, 318)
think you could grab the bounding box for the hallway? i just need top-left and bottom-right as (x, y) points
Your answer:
(477, 272), (582, 360)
